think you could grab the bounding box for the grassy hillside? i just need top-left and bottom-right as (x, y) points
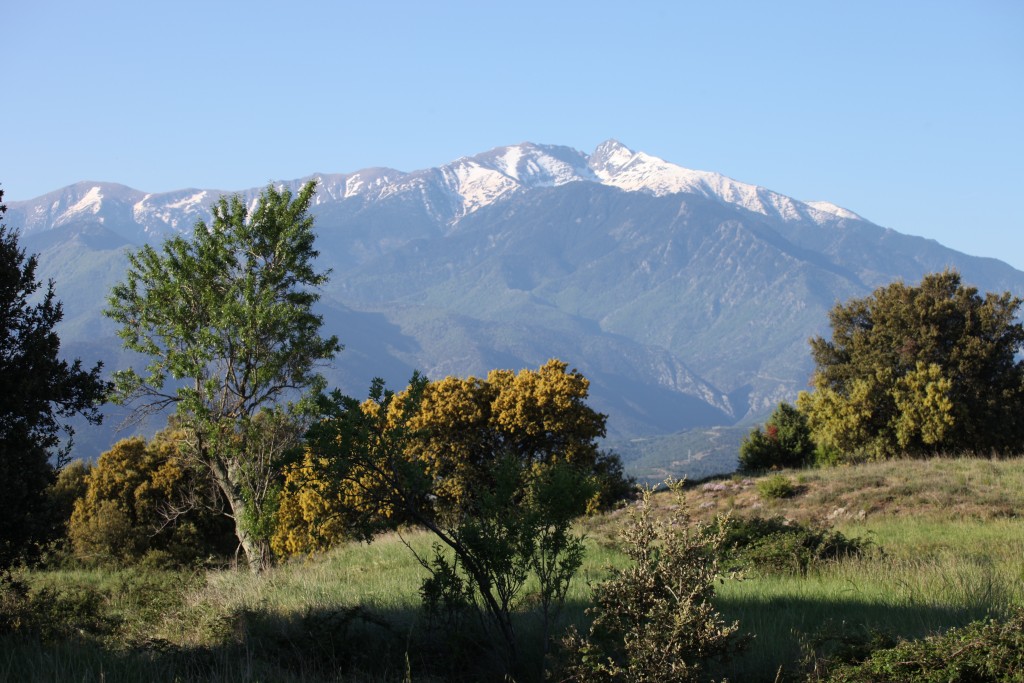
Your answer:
(615, 457), (1024, 680)
(2, 457), (1022, 681)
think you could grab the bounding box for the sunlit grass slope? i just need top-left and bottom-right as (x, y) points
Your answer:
(3, 457), (1021, 681)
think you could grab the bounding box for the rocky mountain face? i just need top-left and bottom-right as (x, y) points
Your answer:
(9, 141), (1024, 477)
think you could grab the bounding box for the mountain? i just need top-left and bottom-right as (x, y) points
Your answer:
(8, 141), (1024, 479)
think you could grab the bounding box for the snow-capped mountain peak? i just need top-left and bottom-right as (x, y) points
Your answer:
(589, 139), (756, 202)
(421, 143), (596, 218)
(64, 185), (104, 219)
(587, 141), (848, 225)
(588, 139), (639, 179)
(470, 142), (593, 188)
(438, 157), (521, 216)
(7, 140), (867, 238)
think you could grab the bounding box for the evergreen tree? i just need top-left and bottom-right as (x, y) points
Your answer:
(798, 271), (1024, 459)
(739, 402), (814, 472)
(0, 187), (109, 567)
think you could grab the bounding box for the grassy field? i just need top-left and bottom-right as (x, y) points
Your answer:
(675, 458), (1024, 680)
(2, 457), (1022, 681)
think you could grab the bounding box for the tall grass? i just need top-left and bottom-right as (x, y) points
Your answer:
(2, 530), (626, 682)
(3, 457), (1022, 681)
(714, 529), (1024, 681)
(699, 458), (1024, 682)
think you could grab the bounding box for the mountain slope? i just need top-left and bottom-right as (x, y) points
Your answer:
(9, 141), (1024, 475)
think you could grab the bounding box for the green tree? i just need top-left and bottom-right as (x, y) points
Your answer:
(0, 188), (110, 568)
(738, 402), (815, 472)
(34, 459), (92, 562)
(104, 181), (339, 572)
(798, 271), (1024, 460)
(301, 361), (611, 676)
(47, 460), (92, 534)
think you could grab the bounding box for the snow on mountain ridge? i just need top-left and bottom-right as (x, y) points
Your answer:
(588, 140), (818, 223)
(525, 148), (595, 187)
(496, 146), (524, 180)
(423, 143), (595, 219)
(442, 159), (520, 216)
(9, 141), (867, 236)
(50, 186), (114, 228)
(132, 189), (215, 235)
(166, 190), (208, 210)
(589, 139), (638, 179)
(805, 201), (863, 220)
(63, 186), (104, 221)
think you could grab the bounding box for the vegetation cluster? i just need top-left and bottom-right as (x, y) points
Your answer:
(2, 182), (1022, 681)
(741, 270), (1024, 472)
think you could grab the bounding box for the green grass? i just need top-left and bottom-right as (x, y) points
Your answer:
(3, 457), (1023, 681)
(2, 532), (626, 682)
(686, 458), (1024, 681)
(713, 524), (1024, 681)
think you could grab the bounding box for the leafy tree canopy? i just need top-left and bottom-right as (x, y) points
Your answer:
(0, 187), (109, 567)
(105, 181), (339, 571)
(274, 359), (611, 555)
(798, 271), (1024, 459)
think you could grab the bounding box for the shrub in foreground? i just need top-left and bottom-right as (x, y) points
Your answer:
(816, 608), (1024, 682)
(556, 481), (743, 682)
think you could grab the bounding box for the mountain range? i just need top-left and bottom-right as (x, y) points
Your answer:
(8, 140), (1024, 479)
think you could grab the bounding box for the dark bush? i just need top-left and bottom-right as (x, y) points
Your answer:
(816, 608), (1024, 682)
(589, 449), (637, 512)
(739, 402), (815, 472)
(719, 516), (873, 576)
(0, 571), (110, 641)
(799, 620), (899, 680)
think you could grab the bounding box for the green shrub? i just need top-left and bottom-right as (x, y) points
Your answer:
(739, 402), (815, 472)
(812, 442), (845, 467)
(757, 474), (797, 499)
(557, 482), (744, 682)
(719, 516), (873, 576)
(817, 608), (1024, 682)
(0, 571), (110, 641)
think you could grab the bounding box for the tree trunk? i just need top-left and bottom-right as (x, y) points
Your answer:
(236, 522), (272, 574)
(209, 456), (272, 574)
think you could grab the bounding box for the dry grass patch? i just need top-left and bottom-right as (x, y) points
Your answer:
(607, 457), (1024, 529)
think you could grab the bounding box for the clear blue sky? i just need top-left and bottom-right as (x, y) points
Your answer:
(4, 1), (1023, 267)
